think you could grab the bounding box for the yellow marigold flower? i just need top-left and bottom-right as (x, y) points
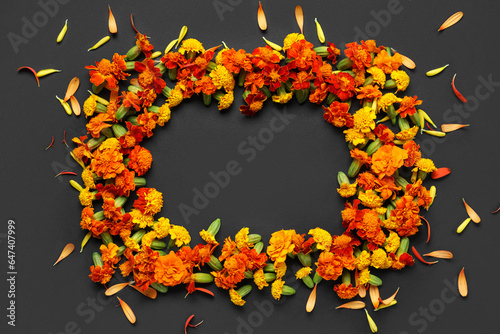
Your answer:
(295, 267), (312, 280)
(124, 236), (140, 252)
(167, 86), (184, 107)
(79, 187), (94, 207)
(378, 93), (401, 111)
(344, 128), (367, 146)
(130, 208), (154, 228)
(83, 95), (97, 118)
(141, 231), (156, 247)
(217, 91), (234, 110)
(353, 107), (376, 134)
(358, 189), (383, 208)
(154, 217), (170, 239)
(391, 70), (410, 91)
(374, 206), (387, 216)
(253, 268), (269, 290)
(275, 261), (287, 279)
(229, 288), (245, 306)
(381, 216), (399, 230)
(169, 224), (191, 247)
(178, 38), (205, 54)
(235, 227), (252, 250)
(414, 158), (437, 173)
(210, 65), (235, 91)
(337, 182), (358, 198)
(367, 66), (386, 87)
(354, 250), (371, 271)
(200, 229), (218, 245)
(385, 231), (400, 253)
(396, 126), (419, 141)
(143, 188), (164, 215)
(267, 229), (295, 263)
(370, 248), (393, 269)
(271, 91), (293, 104)
(82, 167), (96, 189)
(283, 33), (305, 51)
(308, 227), (332, 251)
(156, 103), (171, 126)
(271, 278), (285, 300)
(98, 137), (121, 151)
(358, 267), (371, 285)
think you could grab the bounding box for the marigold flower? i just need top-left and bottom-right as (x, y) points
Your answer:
(135, 33), (154, 57)
(90, 147), (125, 179)
(235, 227), (252, 250)
(371, 144), (408, 179)
(219, 237), (237, 262)
(338, 182), (357, 198)
(229, 288), (246, 306)
(371, 248), (393, 269)
(272, 91), (293, 104)
(390, 252), (415, 270)
(326, 42), (341, 63)
(161, 52), (187, 69)
(354, 250), (371, 270)
(178, 38), (205, 55)
(334, 283), (359, 299)
(373, 50), (402, 73)
(356, 85), (382, 102)
(130, 208), (154, 229)
(253, 268), (269, 290)
(283, 33), (304, 51)
(135, 59), (166, 94)
(392, 195), (422, 237)
(169, 225), (191, 247)
(396, 126), (419, 141)
(167, 86), (184, 107)
(253, 46), (282, 69)
(353, 107), (376, 134)
(326, 72), (356, 101)
(83, 95), (97, 118)
(267, 229), (296, 263)
(89, 263), (114, 284)
(378, 93), (401, 111)
(374, 124), (395, 144)
(217, 91), (234, 110)
(154, 217), (171, 239)
(86, 113), (113, 138)
(358, 267), (371, 284)
(295, 267), (312, 280)
(199, 230), (218, 245)
(397, 96), (422, 118)
(414, 158), (437, 173)
(100, 242), (120, 266)
(219, 48), (253, 74)
(271, 278), (285, 300)
(385, 231), (400, 253)
(344, 42), (372, 71)
(210, 65), (235, 91)
(114, 168), (136, 197)
(351, 148), (371, 165)
(367, 66), (386, 87)
(358, 190), (383, 208)
(403, 140), (422, 167)
(308, 228), (332, 251)
(154, 251), (188, 286)
(79, 187), (94, 207)
(287, 39), (316, 71)
(133, 187), (163, 216)
(127, 145), (152, 176)
(316, 251), (344, 280)
(240, 91), (267, 117)
(85, 53), (129, 88)
(323, 101), (353, 128)
(274, 261), (287, 279)
(391, 70), (410, 91)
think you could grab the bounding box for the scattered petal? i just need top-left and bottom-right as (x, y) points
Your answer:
(257, 2), (267, 31)
(492, 206), (500, 214)
(441, 123), (469, 132)
(195, 287), (215, 297)
(374, 300), (397, 311)
(54, 171), (78, 178)
(37, 69), (62, 78)
(420, 216), (431, 243)
(379, 287), (399, 306)
(457, 218), (471, 233)
(262, 37), (282, 51)
(463, 198), (480, 223)
(45, 136), (55, 150)
(117, 297), (136, 324)
(105, 282), (131, 296)
(315, 18), (325, 43)
(108, 6), (117, 34)
(131, 285), (157, 299)
(80, 231), (92, 252)
(364, 309), (378, 333)
(336, 301), (366, 309)
(412, 246), (438, 265)
(426, 64), (449, 77)
(458, 267), (467, 297)
(130, 13), (139, 34)
(400, 54), (416, 69)
(423, 250), (453, 259)
(17, 66), (40, 87)
(176, 26), (188, 48)
(53, 243), (75, 266)
(185, 314), (195, 334)
(70, 95), (81, 116)
(422, 129), (446, 137)
(452, 73), (468, 103)
(57, 19), (68, 43)
(431, 167), (451, 179)
(306, 283), (317, 312)
(369, 285), (380, 309)
(295, 5), (304, 34)
(438, 11), (464, 31)
(87, 36), (111, 52)
(164, 39), (178, 54)
(56, 95), (72, 115)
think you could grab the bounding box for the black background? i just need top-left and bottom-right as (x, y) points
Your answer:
(2, 0), (500, 333)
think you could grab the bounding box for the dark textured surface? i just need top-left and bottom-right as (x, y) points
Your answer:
(2, 0), (500, 333)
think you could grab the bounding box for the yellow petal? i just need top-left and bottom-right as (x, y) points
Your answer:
(315, 18), (325, 43)
(458, 267), (467, 297)
(37, 69), (62, 77)
(257, 2), (267, 31)
(117, 297), (136, 324)
(374, 300), (397, 311)
(295, 5), (304, 34)
(422, 129), (446, 137)
(53, 243), (74, 266)
(364, 309), (378, 333)
(336, 301), (366, 309)
(306, 284), (317, 312)
(426, 64), (449, 77)
(262, 37), (282, 51)
(164, 39), (178, 54)
(108, 6), (117, 34)
(423, 250), (453, 259)
(88, 36), (110, 51)
(439, 11), (464, 31)
(175, 26), (188, 48)
(56, 95), (72, 115)
(457, 218), (471, 234)
(80, 231), (92, 252)
(105, 282), (131, 296)
(151, 51), (162, 59)
(57, 19), (68, 43)
(463, 198), (481, 223)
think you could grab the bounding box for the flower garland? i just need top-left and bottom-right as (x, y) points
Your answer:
(70, 29), (442, 324)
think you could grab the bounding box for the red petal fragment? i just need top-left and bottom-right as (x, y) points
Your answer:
(17, 66), (40, 87)
(431, 167), (451, 179)
(195, 287), (215, 297)
(420, 216), (431, 243)
(452, 74), (468, 103)
(412, 246), (438, 265)
(130, 13), (139, 34)
(185, 314), (195, 334)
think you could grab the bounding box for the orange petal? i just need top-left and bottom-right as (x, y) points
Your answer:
(306, 284), (317, 312)
(17, 66), (40, 87)
(441, 123), (469, 133)
(458, 267), (467, 297)
(463, 198), (481, 223)
(70, 95), (81, 116)
(63, 77), (80, 102)
(412, 246), (438, 265)
(438, 11), (464, 31)
(431, 167), (451, 179)
(295, 5), (304, 34)
(117, 297), (136, 324)
(358, 284), (367, 298)
(369, 285), (380, 309)
(452, 73), (468, 103)
(105, 282), (131, 296)
(131, 285), (157, 299)
(379, 287), (399, 306)
(53, 243), (74, 266)
(423, 250), (454, 259)
(109, 87), (119, 102)
(336, 301), (366, 309)
(108, 6), (117, 34)
(401, 54), (416, 69)
(195, 287), (215, 297)
(129, 78), (140, 87)
(257, 2), (267, 31)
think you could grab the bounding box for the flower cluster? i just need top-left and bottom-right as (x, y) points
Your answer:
(71, 32), (438, 307)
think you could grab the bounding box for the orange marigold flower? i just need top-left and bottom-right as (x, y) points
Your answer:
(283, 33), (304, 52)
(344, 42), (372, 71)
(135, 33), (154, 58)
(135, 58), (166, 94)
(114, 168), (136, 197)
(396, 126), (419, 141)
(219, 237), (237, 262)
(220, 48), (253, 74)
(361, 40), (385, 54)
(85, 53), (129, 88)
(334, 283), (359, 299)
(326, 72), (356, 101)
(323, 101), (353, 128)
(137, 111), (158, 138)
(392, 195), (422, 237)
(127, 145), (152, 176)
(371, 144), (408, 179)
(289, 70), (313, 90)
(405, 179), (433, 209)
(374, 124), (395, 144)
(356, 85), (382, 102)
(351, 148), (372, 165)
(133, 187), (163, 216)
(397, 96), (422, 118)
(286, 39), (316, 71)
(374, 176), (401, 200)
(326, 42), (341, 63)
(194, 76), (217, 95)
(309, 83), (329, 104)
(267, 229), (296, 263)
(240, 91), (267, 117)
(121, 91), (141, 111)
(90, 147), (125, 179)
(263, 64), (289, 92)
(100, 242), (120, 266)
(403, 140), (421, 167)
(89, 263), (114, 284)
(161, 51), (187, 69)
(390, 252), (415, 270)
(154, 251), (188, 286)
(357, 172), (377, 191)
(316, 251), (344, 280)
(253, 45), (281, 69)
(86, 113), (113, 138)
(373, 50), (402, 74)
